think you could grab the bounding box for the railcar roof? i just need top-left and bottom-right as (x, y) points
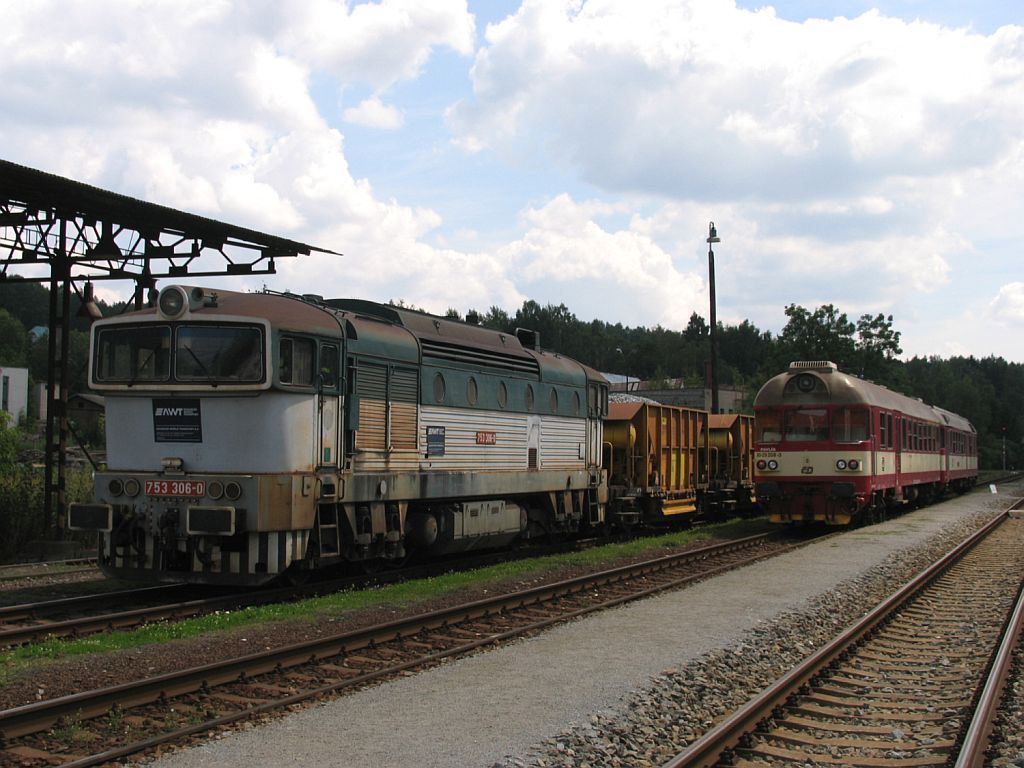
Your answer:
(754, 364), (973, 428)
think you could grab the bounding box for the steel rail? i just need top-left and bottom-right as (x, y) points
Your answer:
(953, 520), (1024, 768)
(660, 504), (1015, 768)
(0, 583), (188, 622)
(0, 531), (784, 745)
(0, 531), (690, 646)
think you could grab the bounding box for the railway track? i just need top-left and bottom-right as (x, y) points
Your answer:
(0, 527), (782, 648)
(0, 531), (803, 766)
(662, 499), (1024, 768)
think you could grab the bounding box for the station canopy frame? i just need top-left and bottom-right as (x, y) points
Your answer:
(0, 158), (337, 537)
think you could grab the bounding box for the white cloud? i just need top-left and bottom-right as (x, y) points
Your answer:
(450, 1), (1024, 200)
(343, 96), (405, 129)
(990, 283), (1024, 324)
(282, 0), (476, 89)
(498, 194), (706, 328)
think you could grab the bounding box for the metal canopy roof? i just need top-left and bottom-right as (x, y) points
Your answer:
(0, 158), (337, 282)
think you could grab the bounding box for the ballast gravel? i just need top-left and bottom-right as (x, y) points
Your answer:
(143, 485), (1022, 768)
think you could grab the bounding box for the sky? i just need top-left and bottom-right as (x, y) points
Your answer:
(2, 0), (1023, 367)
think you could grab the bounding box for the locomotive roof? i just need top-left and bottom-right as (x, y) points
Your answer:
(104, 286), (605, 384)
(754, 362), (975, 431)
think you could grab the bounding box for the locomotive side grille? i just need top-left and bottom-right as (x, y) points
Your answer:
(390, 367), (418, 449)
(355, 363), (419, 451)
(356, 364), (387, 450)
(420, 339), (540, 376)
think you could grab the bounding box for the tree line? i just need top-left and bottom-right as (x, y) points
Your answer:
(452, 299), (1021, 471)
(1, 278), (1019, 470)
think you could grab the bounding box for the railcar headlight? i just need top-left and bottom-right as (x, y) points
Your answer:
(767, 459), (779, 471)
(848, 459), (860, 471)
(836, 459), (847, 471)
(207, 480), (224, 500)
(225, 481), (243, 501)
(756, 459), (767, 471)
(108, 479), (124, 497)
(124, 478), (141, 497)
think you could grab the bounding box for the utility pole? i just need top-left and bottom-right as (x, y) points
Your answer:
(707, 221), (720, 414)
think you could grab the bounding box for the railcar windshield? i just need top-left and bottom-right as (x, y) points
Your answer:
(831, 407), (870, 442)
(95, 323), (264, 385)
(95, 326), (171, 383)
(756, 410), (783, 442)
(176, 326), (263, 383)
(784, 408), (829, 441)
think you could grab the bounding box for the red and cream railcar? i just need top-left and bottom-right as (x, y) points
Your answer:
(753, 361), (977, 525)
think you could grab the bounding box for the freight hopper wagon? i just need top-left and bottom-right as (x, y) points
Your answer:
(705, 413), (756, 517)
(603, 402), (709, 526)
(753, 361), (977, 525)
(68, 285), (609, 586)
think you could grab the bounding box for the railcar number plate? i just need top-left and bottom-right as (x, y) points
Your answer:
(145, 479), (205, 497)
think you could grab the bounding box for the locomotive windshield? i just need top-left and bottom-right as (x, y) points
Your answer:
(95, 323), (264, 385)
(95, 326), (171, 383)
(176, 326), (263, 382)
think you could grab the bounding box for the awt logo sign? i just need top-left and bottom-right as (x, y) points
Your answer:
(154, 407), (199, 418)
(153, 399), (203, 443)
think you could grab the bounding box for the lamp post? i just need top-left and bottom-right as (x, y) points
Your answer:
(707, 221), (720, 414)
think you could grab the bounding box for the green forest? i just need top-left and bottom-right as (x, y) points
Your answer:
(1, 278), (1021, 471)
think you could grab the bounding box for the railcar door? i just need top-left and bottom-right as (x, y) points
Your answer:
(893, 414), (902, 490)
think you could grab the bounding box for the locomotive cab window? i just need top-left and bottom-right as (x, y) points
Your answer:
(176, 325), (263, 383)
(831, 407), (869, 442)
(319, 343), (340, 389)
(95, 325), (171, 383)
(279, 337), (315, 385)
(784, 408), (828, 441)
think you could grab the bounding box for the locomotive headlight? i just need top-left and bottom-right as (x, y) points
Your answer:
(848, 459), (860, 471)
(158, 286), (187, 318)
(836, 459), (847, 471)
(225, 481), (243, 501)
(207, 480), (224, 500)
(767, 459), (779, 471)
(123, 478), (141, 497)
(108, 479), (124, 497)
(756, 459), (767, 471)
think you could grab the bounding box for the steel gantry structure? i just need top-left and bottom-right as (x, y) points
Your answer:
(0, 158), (334, 537)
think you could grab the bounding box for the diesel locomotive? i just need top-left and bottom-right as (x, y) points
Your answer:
(69, 285), (609, 585)
(753, 360), (977, 525)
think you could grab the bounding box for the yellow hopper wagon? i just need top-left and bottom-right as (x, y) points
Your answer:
(603, 402), (709, 527)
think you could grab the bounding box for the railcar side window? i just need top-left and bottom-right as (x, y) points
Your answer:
(784, 408), (828, 441)
(831, 407), (869, 442)
(756, 411), (783, 442)
(279, 337), (315, 385)
(95, 325), (171, 382)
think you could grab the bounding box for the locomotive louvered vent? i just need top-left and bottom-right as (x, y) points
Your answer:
(788, 360), (837, 373)
(420, 338), (540, 376)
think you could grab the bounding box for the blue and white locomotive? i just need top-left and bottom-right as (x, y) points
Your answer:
(69, 285), (609, 585)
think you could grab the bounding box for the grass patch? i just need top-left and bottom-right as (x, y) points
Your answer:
(0, 516), (771, 681)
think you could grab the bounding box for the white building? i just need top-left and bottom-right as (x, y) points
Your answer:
(0, 366), (29, 424)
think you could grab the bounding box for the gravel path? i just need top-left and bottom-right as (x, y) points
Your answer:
(143, 483), (1021, 768)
